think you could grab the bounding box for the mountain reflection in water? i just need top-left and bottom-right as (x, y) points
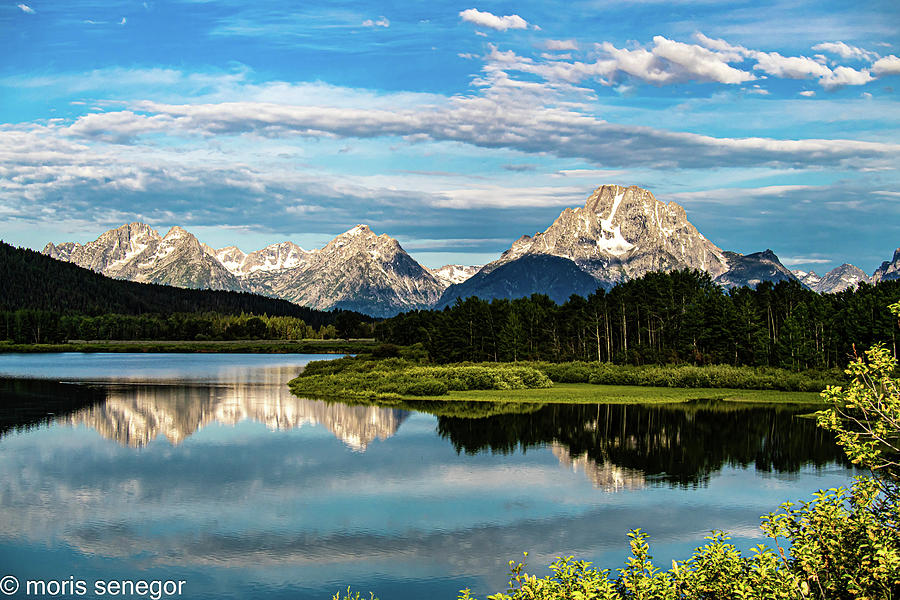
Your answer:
(2, 375), (847, 486)
(1, 367), (409, 451)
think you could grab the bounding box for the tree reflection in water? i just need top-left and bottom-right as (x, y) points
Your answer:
(436, 400), (851, 487)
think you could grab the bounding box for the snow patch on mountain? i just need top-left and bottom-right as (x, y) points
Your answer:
(428, 264), (480, 287)
(482, 184), (728, 287)
(793, 264), (871, 293)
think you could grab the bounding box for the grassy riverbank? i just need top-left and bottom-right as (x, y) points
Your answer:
(0, 338), (376, 354)
(288, 354), (835, 404)
(434, 383), (822, 404)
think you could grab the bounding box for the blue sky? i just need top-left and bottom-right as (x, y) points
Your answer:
(1, 0), (898, 272)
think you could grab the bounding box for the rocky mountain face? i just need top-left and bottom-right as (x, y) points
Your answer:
(443, 185), (800, 304)
(264, 225), (444, 317)
(714, 250), (798, 289)
(438, 254), (600, 307)
(44, 223), (447, 317)
(428, 264), (480, 287)
(793, 270), (822, 290)
(793, 264), (872, 293)
(485, 185), (730, 286)
(872, 248), (900, 283)
(216, 241), (311, 278)
(45, 184), (889, 315)
(43, 223), (243, 290)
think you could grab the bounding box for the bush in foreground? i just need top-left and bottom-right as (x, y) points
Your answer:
(453, 474), (897, 599)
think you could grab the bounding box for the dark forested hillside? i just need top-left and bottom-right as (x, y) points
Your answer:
(0, 241), (370, 341)
(378, 269), (900, 369)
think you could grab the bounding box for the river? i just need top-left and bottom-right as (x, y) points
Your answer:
(0, 353), (855, 599)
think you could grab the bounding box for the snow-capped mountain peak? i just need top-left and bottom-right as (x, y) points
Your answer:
(428, 264), (481, 287)
(44, 186), (890, 316)
(163, 226), (189, 240)
(266, 225), (443, 317)
(44, 221), (444, 316)
(793, 264), (871, 293)
(215, 246), (248, 274)
(344, 224), (371, 237)
(219, 241), (311, 276)
(481, 184), (728, 286)
(44, 223), (242, 291)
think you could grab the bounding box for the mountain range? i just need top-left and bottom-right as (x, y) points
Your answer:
(43, 184), (900, 316)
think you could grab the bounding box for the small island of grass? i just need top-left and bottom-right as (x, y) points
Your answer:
(287, 345), (839, 405)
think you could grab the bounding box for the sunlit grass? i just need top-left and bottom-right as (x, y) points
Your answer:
(431, 383), (823, 405)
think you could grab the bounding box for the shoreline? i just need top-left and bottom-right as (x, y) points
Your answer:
(292, 382), (824, 406)
(0, 339), (377, 354)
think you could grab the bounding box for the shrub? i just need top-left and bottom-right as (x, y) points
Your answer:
(371, 343), (401, 358)
(289, 359), (551, 399)
(403, 378), (448, 396)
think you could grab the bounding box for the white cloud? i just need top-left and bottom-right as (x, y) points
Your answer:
(67, 96), (900, 172)
(467, 31), (887, 97)
(585, 37), (756, 85)
(361, 16), (389, 28)
(459, 8), (529, 32)
(750, 50), (873, 88)
(811, 42), (878, 62)
(540, 52), (572, 60)
(66, 110), (176, 143)
(665, 185), (823, 205)
(435, 185), (587, 208)
(546, 39), (578, 51)
(781, 256), (832, 266)
(16, 3), (34, 14)
(750, 51), (832, 80)
(487, 34), (757, 88)
(872, 55), (900, 76)
(694, 32), (878, 89)
(820, 66), (873, 88)
(799, 90), (816, 97)
(649, 36), (755, 84)
(552, 169), (626, 179)
(692, 32), (748, 59)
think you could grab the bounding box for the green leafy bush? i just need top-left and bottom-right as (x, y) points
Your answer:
(531, 361), (840, 392)
(458, 477), (900, 600)
(403, 378), (449, 396)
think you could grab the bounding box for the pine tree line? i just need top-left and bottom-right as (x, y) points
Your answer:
(378, 270), (900, 369)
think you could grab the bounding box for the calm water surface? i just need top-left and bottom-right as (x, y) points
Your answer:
(0, 353), (855, 599)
